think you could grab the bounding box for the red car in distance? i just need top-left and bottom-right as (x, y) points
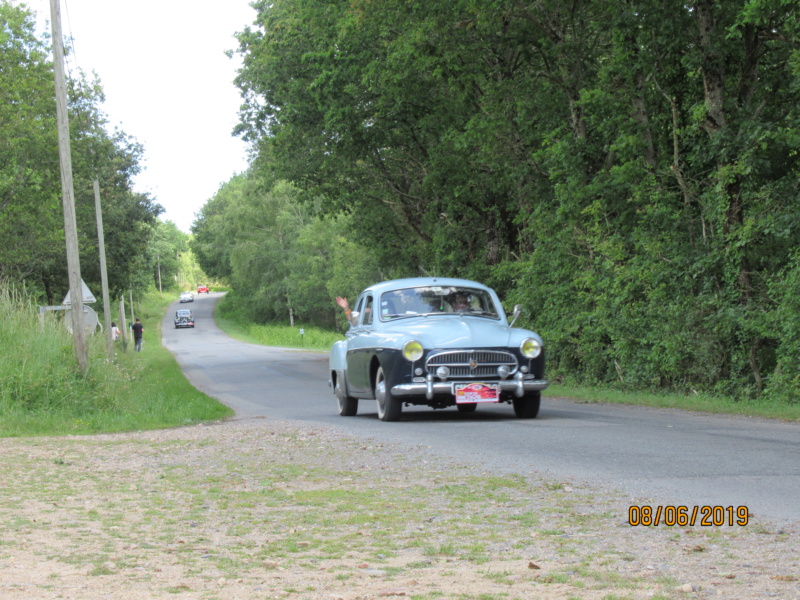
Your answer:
(197, 285), (209, 294)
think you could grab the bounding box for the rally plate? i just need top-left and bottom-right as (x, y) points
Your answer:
(454, 382), (499, 403)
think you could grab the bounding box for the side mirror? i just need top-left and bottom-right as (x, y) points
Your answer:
(509, 304), (522, 327)
(350, 311), (360, 322)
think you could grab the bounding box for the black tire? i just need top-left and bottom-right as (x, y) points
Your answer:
(456, 403), (478, 413)
(375, 366), (402, 422)
(335, 372), (358, 416)
(513, 391), (541, 419)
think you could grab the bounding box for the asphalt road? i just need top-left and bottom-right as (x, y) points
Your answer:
(162, 292), (800, 527)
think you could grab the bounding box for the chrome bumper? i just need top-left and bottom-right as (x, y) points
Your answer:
(392, 373), (548, 400)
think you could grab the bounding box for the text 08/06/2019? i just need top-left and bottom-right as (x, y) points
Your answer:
(628, 505), (750, 527)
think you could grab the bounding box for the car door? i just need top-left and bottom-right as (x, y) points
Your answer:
(345, 293), (376, 396)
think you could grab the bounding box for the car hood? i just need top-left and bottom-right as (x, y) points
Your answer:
(379, 315), (538, 349)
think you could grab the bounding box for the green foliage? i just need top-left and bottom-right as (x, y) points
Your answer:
(0, 2), (62, 292)
(190, 174), (247, 282)
(764, 253), (800, 403)
(217, 0), (800, 402)
(193, 176), (384, 329)
(0, 1), (163, 304)
(147, 220), (205, 293)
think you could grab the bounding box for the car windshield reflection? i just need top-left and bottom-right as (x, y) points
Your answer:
(379, 286), (500, 321)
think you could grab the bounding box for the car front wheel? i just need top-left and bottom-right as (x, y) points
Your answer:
(512, 391), (541, 419)
(375, 366), (401, 422)
(335, 372), (358, 416)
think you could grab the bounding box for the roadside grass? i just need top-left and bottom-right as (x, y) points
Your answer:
(214, 294), (343, 352)
(0, 284), (232, 438)
(549, 382), (800, 421)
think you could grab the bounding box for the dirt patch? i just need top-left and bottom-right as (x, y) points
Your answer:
(1, 418), (798, 599)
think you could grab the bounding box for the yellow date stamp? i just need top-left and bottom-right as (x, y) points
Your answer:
(628, 505), (749, 527)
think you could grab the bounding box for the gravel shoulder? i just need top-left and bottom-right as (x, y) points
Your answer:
(1, 417), (798, 600)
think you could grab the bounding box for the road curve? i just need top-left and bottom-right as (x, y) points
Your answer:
(162, 292), (800, 526)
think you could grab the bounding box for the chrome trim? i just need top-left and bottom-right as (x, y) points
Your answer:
(393, 377), (548, 400)
(509, 304), (522, 327)
(425, 350), (518, 379)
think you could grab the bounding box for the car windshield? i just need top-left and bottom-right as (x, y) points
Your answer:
(177, 310), (191, 317)
(379, 286), (499, 321)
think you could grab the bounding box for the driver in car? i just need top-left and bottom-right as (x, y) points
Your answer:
(450, 293), (471, 312)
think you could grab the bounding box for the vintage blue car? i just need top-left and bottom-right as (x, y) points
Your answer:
(329, 277), (547, 421)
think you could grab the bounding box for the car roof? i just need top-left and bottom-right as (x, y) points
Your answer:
(361, 277), (493, 297)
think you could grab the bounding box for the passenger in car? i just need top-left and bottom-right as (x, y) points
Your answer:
(337, 295), (374, 325)
(450, 293), (471, 312)
(336, 296), (356, 325)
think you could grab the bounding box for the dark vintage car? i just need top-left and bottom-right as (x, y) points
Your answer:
(174, 309), (195, 328)
(329, 277), (547, 421)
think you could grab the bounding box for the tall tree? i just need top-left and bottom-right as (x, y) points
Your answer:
(0, 1), (162, 303)
(0, 1), (62, 292)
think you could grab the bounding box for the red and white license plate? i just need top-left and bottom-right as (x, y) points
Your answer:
(454, 382), (499, 403)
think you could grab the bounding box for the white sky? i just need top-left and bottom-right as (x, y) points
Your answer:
(21, 0), (255, 233)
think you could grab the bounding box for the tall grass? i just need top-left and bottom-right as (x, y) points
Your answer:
(0, 283), (232, 437)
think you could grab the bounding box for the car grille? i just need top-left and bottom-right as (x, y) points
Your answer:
(425, 350), (518, 378)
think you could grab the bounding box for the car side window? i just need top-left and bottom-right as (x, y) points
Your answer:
(351, 295), (372, 327)
(361, 295), (374, 326)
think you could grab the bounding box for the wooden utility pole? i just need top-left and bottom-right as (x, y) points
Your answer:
(119, 297), (128, 345)
(156, 255), (162, 297)
(94, 180), (114, 359)
(50, 0), (88, 374)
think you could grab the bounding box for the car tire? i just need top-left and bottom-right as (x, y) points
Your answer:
(456, 403), (478, 413)
(375, 366), (401, 422)
(335, 372), (358, 416)
(512, 391), (541, 419)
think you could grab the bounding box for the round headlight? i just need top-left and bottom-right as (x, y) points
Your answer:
(403, 340), (424, 362)
(520, 337), (542, 359)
